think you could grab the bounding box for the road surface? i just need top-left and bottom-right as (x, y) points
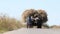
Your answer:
(3, 28), (60, 34)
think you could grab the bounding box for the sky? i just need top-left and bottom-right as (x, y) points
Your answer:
(0, 0), (60, 26)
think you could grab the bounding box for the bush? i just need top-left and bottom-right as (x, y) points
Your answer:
(0, 15), (22, 32)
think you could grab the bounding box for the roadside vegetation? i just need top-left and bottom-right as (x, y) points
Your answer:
(0, 15), (22, 33)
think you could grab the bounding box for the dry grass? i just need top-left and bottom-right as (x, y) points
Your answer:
(0, 15), (22, 33)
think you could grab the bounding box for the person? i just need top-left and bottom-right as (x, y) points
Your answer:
(26, 15), (34, 28)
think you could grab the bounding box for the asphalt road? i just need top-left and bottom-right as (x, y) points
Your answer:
(4, 28), (60, 34)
